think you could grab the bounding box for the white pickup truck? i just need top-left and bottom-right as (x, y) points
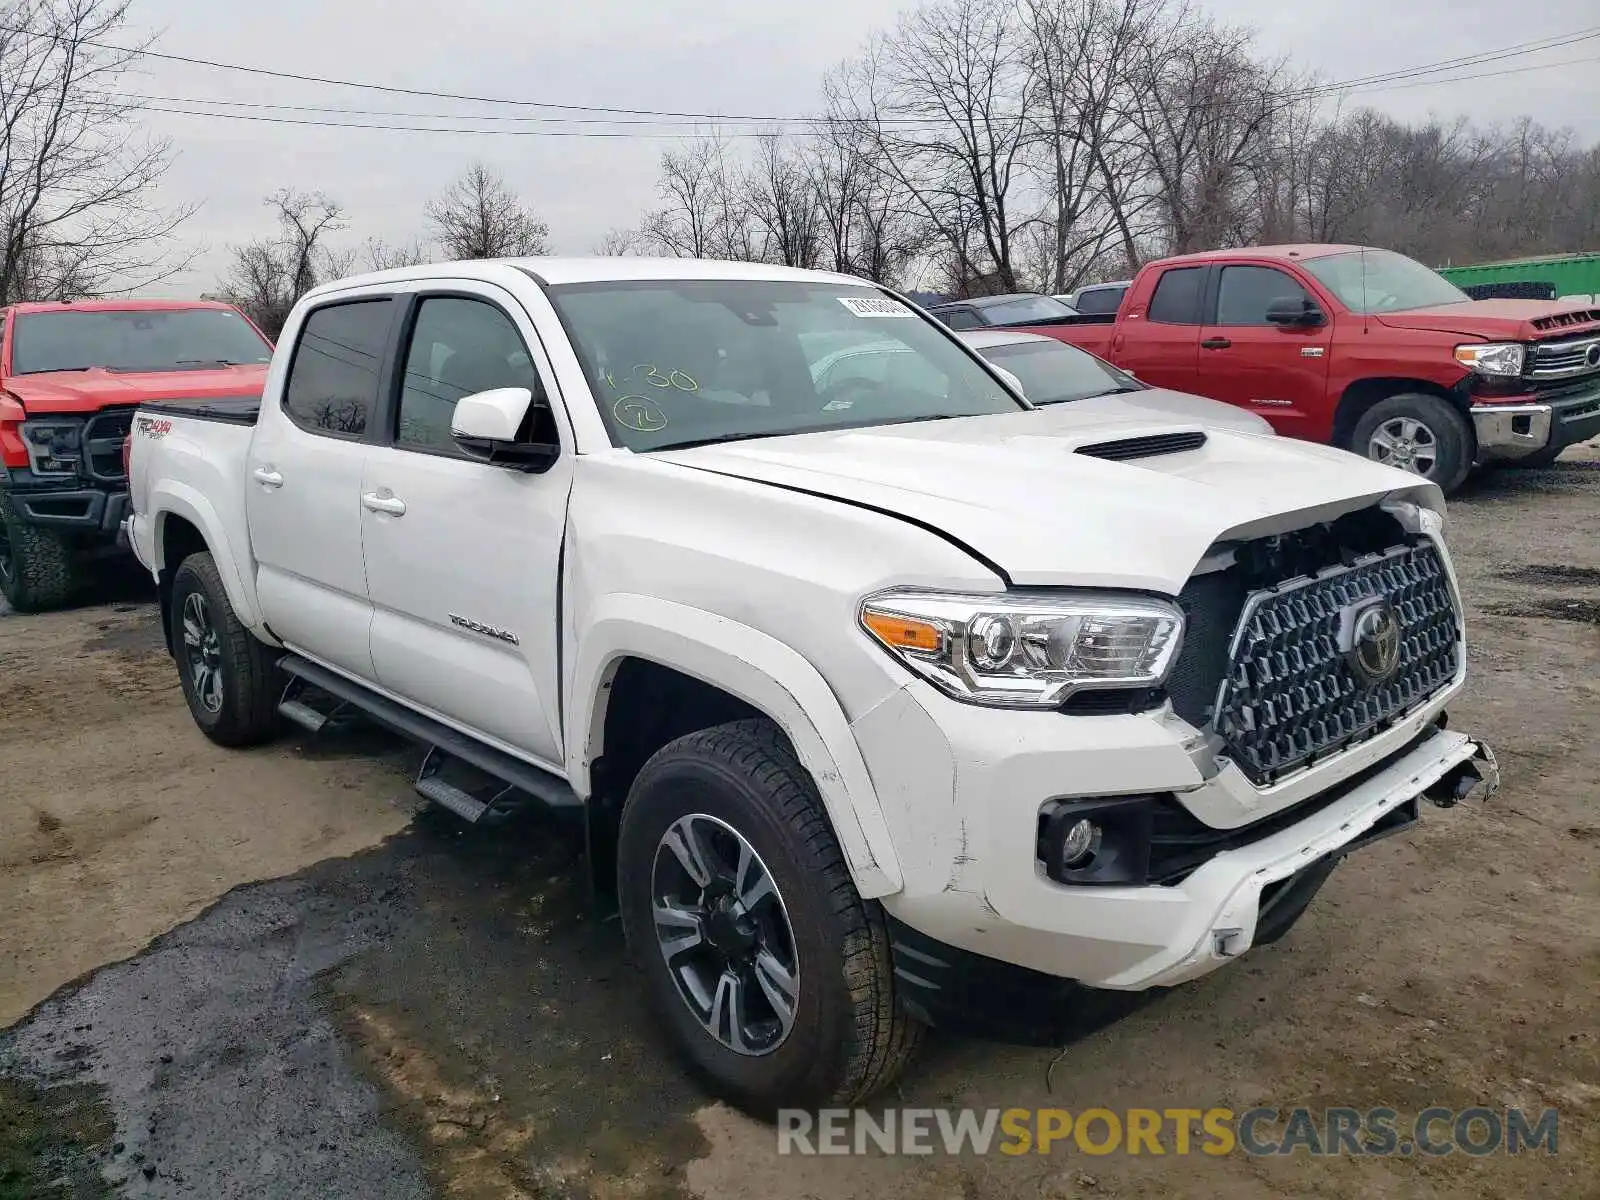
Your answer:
(126, 258), (1498, 1115)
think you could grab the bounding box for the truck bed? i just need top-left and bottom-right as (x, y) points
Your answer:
(142, 395), (262, 425)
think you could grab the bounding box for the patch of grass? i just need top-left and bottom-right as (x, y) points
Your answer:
(0, 1078), (112, 1200)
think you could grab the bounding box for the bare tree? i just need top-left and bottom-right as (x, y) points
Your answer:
(425, 163), (549, 260)
(360, 236), (429, 271)
(0, 0), (195, 303)
(594, 227), (644, 256)
(829, 0), (1036, 293)
(638, 138), (736, 258)
(217, 190), (345, 336)
(743, 135), (821, 268)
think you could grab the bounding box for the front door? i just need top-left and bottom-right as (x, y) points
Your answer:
(1194, 264), (1332, 440)
(360, 286), (574, 767)
(246, 295), (397, 680)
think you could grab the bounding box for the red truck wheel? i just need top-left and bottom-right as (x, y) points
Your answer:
(0, 491), (77, 612)
(1352, 394), (1473, 493)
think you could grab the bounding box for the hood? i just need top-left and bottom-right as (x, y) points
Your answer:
(659, 410), (1436, 595)
(1374, 298), (1600, 341)
(3, 364), (268, 416)
(1036, 385), (1274, 435)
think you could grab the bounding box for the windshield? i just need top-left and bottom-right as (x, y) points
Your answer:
(979, 294), (1077, 325)
(1302, 250), (1469, 315)
(976, 339), (1140, 405)
(544, 279), (1026, 451)
(10, 308), (273, 375)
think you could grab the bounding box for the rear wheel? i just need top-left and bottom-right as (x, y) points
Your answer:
(617, 719), (922, 1117)
(169, 552), (281, 746)
(0, 490), (77, 612)
(1352, 393), (1474, 494)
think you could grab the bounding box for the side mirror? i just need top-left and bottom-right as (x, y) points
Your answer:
(1264, 297), (1326, 327)
(450, 387), (559, 473)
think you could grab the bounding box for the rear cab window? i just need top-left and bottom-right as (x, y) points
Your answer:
(1146, 268), (1207, 324)
(282, 299), (395, 438)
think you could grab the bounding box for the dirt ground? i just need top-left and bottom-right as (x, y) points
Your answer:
(2, 454), (1598, 1199)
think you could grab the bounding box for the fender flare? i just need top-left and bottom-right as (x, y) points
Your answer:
(567, 594), (904, 899)
(149, 482), (264, 632)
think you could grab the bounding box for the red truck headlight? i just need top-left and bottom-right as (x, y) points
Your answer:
(1454, 342), (1525, 378)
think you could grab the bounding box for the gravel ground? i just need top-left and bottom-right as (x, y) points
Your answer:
(1, 455), (1597, 1199)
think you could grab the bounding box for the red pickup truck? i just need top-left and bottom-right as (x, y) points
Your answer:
(1, 299), (272, 611)
(1057, 244), (1600, 493)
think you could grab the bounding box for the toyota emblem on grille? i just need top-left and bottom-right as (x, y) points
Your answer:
(1587, 344), (1600, 368)
(1340, 598), (1402, 687)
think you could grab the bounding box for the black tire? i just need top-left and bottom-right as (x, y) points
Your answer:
(617, 718), (922, 1118)
(0, 489), (78, 612)
(1351, 393), (1474, 494)
(169, 551), (281, 747)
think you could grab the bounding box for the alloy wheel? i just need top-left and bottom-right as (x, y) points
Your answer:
(1368, 416), (1438, 477)
(651, 813), (800, 1056)
(181, 591), (224, 713)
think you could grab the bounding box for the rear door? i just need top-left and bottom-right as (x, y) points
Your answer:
(1110, 265), (1207, 392)
(1195, 263), (1332, 440)
(246, 293), (398, 681)
(359, 283), (574, 767)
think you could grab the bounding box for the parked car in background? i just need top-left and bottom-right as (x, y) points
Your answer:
(0, 299), (272, 610)
(925, 292), (1097, 341)
(957, 329), (1274, 435)
(129, 257), (1496, 1115)
(1049, 244), (1600, 493)
(1061, 279), (1132, 317)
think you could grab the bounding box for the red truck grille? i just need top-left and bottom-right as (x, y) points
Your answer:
(83, 407), (136, 483)
(1527, 334), (1600, 382)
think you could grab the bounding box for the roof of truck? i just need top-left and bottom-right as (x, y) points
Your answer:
(309, 257), (878, 298)
(1152, 244), (1368, 267)
(5, 298), (241, 315)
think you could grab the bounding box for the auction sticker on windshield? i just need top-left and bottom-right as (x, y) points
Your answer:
(838, 296), (913, 318)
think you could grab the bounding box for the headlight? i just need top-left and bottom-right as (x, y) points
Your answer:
(859, 589), (1184, 708)
(1454, 342), (1525, 378)
(19, 420), (83, 476)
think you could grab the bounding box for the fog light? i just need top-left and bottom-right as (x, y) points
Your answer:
(1058, 818), (1100, 868)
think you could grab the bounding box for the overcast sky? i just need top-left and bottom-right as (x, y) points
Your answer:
(122, 0), (1600, 295)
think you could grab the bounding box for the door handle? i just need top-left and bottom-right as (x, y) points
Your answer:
(361, 491), (407, 517)
(252, 467), (283, 488)
(1200, 337), (1232, 350)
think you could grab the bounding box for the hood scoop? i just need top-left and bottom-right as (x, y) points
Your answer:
(1074, 430), (1207, 461)
(1533, 308), (1600, 332)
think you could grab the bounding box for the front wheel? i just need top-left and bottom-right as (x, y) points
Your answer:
(1352, 393), (1474, 493)
(0, 491), (78, 612)
(169, 552), (282, 746)
(617, 719), (922, 1117)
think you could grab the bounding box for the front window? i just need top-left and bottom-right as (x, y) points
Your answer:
(976, 339), (1140, 406)
(544, 279), (1025, 452)
(10, 308), (273, 375)
(978, 294), (1077, 326)
(1302, 250), (1469, 315)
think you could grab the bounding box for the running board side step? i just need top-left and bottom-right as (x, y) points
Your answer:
(275, 654), (581, 820)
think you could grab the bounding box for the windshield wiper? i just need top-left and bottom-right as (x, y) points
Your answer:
(174, 359), (243, 367)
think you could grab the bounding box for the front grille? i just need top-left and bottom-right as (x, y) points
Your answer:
(1528, 334), (1600, 381)
(1167, 510), (1461, 786)
(82, 407), (135, 483)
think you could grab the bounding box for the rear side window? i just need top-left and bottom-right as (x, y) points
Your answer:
(1215, 266), (1313, 326)
(939, 309), (983, 330)
(282, 299), (394, 437)
(1075, 286), (1126, 315)
(1146, 268), (1205, 324)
